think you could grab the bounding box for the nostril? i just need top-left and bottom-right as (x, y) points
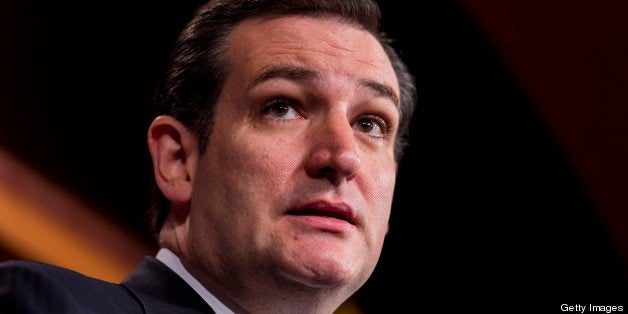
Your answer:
(319, 167), (336, 175)
(311, 166), (339, 181)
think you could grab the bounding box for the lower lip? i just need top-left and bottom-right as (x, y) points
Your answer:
(288, 214), (354, 233)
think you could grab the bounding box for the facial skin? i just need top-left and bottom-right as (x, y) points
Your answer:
(150, 15), (401, 313)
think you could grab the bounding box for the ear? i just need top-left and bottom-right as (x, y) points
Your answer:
(147, 115), (199, 207)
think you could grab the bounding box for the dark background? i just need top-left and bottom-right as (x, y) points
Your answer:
(1, 0), (627, 311)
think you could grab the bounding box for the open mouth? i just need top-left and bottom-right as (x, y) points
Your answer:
(288, 207), (355, 224)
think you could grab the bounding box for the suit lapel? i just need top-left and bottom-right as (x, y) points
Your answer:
(122, 256), (216, 314)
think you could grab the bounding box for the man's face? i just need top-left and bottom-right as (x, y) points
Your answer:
(185, 15), (400, 297)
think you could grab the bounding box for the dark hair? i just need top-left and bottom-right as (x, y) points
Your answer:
(148, 0), (417, 237)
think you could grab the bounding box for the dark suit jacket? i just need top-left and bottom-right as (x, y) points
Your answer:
(0, 256), (216, 313)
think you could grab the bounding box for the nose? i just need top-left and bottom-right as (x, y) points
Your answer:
(304, 114), (361, 184)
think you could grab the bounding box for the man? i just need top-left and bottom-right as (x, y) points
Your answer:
(0, 0), (416, 313)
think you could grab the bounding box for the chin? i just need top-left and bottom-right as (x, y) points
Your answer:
(285, 255), (363, 289)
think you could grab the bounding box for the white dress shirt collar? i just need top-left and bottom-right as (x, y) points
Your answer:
(156, 248), (234, 314)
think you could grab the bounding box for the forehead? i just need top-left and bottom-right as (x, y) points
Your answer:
(224, 15), (399, 95)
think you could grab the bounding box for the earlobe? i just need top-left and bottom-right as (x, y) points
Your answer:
(147, 115), (199, 207)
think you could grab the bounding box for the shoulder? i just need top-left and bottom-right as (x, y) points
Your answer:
(1, 259), (91, 281)
(0, 260), (142, 313)
(0, 259), (112, 292)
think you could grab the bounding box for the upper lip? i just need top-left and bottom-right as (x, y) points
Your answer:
(288, 201), (356, 225)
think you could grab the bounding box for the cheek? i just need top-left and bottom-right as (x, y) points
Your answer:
(229, 137), (297, 183)
(363, 157), (397, 204)
(203, 132), (300, 207)
(189, 134), (299, 246)
(362, 163), (396, 235)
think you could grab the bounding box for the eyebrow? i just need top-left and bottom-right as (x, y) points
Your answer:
(361, 79), (400, 108)
(248, 65), (400, 108)
(248, 66), (318, 91)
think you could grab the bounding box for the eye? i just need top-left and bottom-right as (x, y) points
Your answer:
(353, 114), (387, 137)
(261, 98), (302, 120)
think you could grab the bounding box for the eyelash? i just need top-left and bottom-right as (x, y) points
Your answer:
(356, 113), (389, 136)
(260, 98), (392, 136)
(261, 98), (302, 120)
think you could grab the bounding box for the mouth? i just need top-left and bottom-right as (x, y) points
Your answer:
(288, 202), (356, 225)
